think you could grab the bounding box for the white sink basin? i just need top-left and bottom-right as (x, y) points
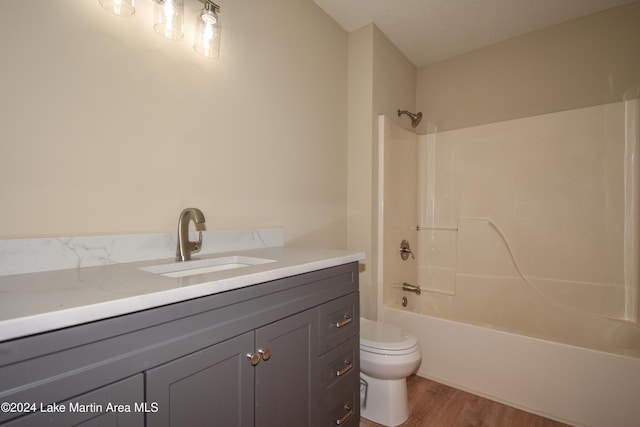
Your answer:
(141, 256), (277, 278)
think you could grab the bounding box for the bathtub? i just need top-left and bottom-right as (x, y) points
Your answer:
(383, 306), (640, 427)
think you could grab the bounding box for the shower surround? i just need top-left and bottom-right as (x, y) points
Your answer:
(377, 99), (640, 426)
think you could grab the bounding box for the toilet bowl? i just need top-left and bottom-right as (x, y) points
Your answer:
(360, 317), (422, 427)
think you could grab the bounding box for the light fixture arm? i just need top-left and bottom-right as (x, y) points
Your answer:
(203, 1), (220, 13)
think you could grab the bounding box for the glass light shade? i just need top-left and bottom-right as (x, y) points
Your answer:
(99, 0), (135, 17)
(193, 8), (221, 59)
(154, 0), (184, 40)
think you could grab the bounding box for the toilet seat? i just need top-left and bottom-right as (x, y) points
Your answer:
(360, 318), (419, 355)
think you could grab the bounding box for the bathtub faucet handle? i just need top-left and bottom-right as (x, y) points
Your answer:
(400, 239), (415, 260)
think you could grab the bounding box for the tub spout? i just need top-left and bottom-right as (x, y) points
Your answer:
(402, 283), (421, 295)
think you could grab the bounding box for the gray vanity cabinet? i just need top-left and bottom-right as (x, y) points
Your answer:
(2, 375), (144, 427)
(254, 309), (318, 426)
(146, 332), (255, 427)
(0, 262), (359, 427)
(146, 309), (318, 427)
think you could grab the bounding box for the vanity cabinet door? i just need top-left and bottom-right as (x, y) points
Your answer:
(254, 309), (318, 427)
(145, 332), (255, 427)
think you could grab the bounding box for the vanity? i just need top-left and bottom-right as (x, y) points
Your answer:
(0, 243), (363, 427)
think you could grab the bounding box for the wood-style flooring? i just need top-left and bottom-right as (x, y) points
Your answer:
(360, 375), (572, 427)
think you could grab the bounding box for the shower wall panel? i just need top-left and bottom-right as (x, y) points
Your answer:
(417, 101), (635, 322)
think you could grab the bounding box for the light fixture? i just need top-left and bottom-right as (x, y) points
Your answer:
(99, 0), (222, 60)
(99, 0), (135, 17)
(193, 1), (221, 59)
(154, 0), (184, 40)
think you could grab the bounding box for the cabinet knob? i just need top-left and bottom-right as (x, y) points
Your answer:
(258, 348), (271, 361)
(247, 352), (260, 366)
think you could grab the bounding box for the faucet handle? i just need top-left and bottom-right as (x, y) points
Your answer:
(399, 239), (415, 260)
(189, 231), (202, 252)
(192, 231), (203, 253)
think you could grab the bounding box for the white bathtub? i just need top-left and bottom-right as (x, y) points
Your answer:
(383, 306), (640, 427)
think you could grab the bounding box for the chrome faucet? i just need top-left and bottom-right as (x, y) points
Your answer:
(175, 208), (206, 262)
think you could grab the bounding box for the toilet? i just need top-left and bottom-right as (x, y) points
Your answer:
(359, 317), (422, 427)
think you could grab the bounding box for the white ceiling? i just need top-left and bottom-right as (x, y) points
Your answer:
(313, 0), (637, 67)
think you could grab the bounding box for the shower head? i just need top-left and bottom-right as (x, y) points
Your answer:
(397, 109), (423, 128)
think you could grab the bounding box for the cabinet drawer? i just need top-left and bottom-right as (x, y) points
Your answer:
(318, 334), (359, 404)
(320, 383), (359, 427)
(318, 292), (359, 354)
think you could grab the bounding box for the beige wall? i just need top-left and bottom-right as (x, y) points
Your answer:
(372, 26), (418, 134)
(347, 25), (375, 317)
(0, 0), (348, 248)
(347, 24), (417, 319)
(416, 1), (640, 133)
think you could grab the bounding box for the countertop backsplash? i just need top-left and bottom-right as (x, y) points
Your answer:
(0, 227), (284, 276)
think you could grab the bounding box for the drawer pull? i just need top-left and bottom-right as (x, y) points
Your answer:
(334, 315), (352, 328)
(336, 360), (353, 377)
(334, 405), (353, 425)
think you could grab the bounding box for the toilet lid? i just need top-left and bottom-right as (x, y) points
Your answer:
(360, 318), (418, 352)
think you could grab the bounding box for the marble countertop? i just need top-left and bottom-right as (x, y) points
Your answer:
(0, 247), (364, 342)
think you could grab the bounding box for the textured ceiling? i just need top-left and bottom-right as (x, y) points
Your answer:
(313, 0), (638, 67)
